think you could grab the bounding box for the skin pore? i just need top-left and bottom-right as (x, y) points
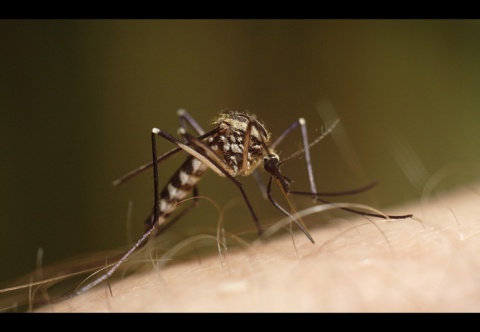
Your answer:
(30, 182), (480, 312)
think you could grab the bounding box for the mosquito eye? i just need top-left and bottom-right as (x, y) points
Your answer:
(263, 155), (279, 173)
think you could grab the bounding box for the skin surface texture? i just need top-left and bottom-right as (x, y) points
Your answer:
(33, 183), (480, 312)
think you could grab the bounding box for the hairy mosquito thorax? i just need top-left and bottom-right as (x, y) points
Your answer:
(208, 111), (272, 176)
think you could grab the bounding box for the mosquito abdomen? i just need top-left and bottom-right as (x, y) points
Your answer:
(145, 155), (208, 232)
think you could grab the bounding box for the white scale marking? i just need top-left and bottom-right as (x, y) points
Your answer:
(160, 199), (168, 213)
(179, 170), (189, 185)
(191, 158), (202, 172)
(231, 143), (242, 154)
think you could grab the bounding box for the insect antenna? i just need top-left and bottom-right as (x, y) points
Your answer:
(268, 146), (413, 220)
(276, 118), (339, 168)
(261, 116), (412, 240)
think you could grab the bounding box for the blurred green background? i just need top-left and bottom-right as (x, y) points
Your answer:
(1, 19), (480, 286)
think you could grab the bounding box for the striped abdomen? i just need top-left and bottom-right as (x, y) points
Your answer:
(145, 155), (208, 232)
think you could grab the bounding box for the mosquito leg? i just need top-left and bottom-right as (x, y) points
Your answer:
(152, 131), (161, 226)
(113, 109), (211, 186)
(112, 147), (181, 186)
(146, 186), (201, 237)
(314, 196), (413, 219)
(240, 113), (256, 173)
(268, 118), (319, 197)
(161, 186), (201, 232)
(146, 120), (212, 236)
(252, 170), (268, 200)
(289, 181), (379, 197)
(66, 131), (165, 298)
(167, 109), (204, 228)
(299, 118), (317, 196)
(177, 109), (205, 136)
(270, 119), (411, 220)
(71, 221), (159, 298)
(270, 119), (302, 150)
(112, 127), (221, 186)
(266, 176), (315, 243)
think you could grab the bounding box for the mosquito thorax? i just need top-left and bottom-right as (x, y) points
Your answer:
(207, 111), (271, 176)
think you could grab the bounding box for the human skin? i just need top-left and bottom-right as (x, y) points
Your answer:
(32, 183), (480, 312)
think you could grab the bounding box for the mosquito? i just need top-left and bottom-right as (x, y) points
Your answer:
(66, 109), (412, 299)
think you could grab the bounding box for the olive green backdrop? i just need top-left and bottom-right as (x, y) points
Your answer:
(1, 20), (480, 285)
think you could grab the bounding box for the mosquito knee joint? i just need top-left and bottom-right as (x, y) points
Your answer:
(177, 127), (186, 135)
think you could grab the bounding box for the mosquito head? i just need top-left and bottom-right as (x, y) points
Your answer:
(263, 153), (291, 193)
